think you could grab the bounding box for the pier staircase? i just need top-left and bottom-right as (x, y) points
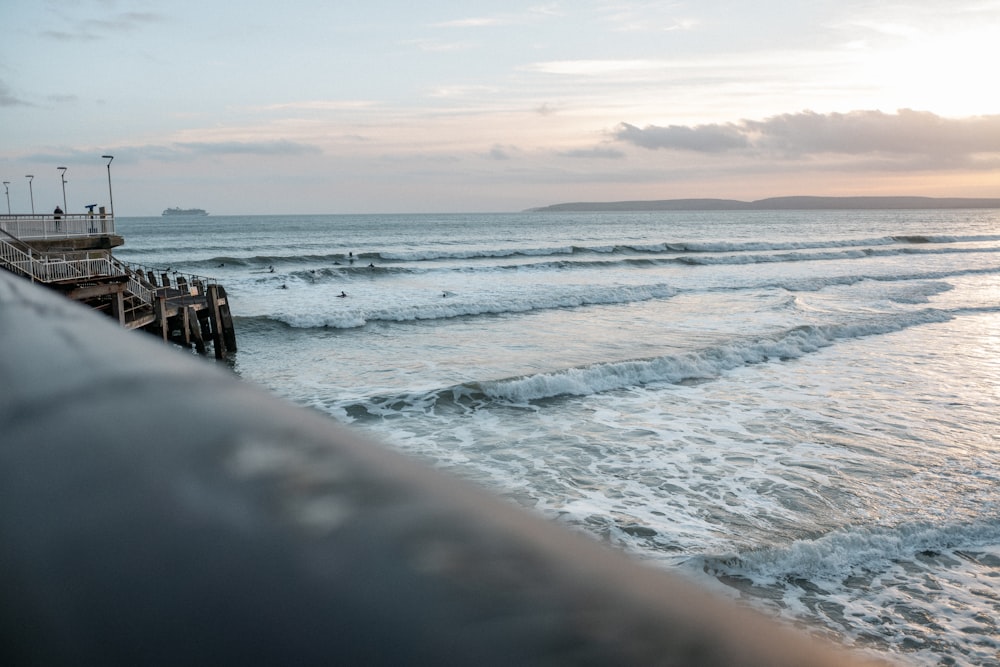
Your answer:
(0, 216), (236, 359)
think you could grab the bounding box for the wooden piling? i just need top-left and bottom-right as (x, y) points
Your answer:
(217, 285), (237, 353)
(187, 306), (206, 355)
(206, 284), (227, 360)
(111, 290), (125, 326)
(180, 306), (192, 348)
(198, 311), (213, 352)
(156, 295), (168, 342)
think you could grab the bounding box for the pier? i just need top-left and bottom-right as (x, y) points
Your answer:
(0, 211), (236, 359)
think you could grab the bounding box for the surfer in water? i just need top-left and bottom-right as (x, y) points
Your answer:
(337, 291), (347, 298)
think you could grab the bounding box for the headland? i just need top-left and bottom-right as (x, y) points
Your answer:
(528, 196), (1000, 212)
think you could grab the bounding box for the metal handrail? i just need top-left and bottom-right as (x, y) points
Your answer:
(0, 237), (36, 282)
(121, 263), (158, 309)
(110, 258), (224, 324)
(119, 259), (218, 291)
(0, 212), (116, 240)
(0, 238), (121, 284)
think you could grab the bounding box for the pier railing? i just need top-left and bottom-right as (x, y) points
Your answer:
(34, 256), (116, 283)
(0, 236), (116, 284)
(0, 212), (116, 239)
(115, 258), (218, 298)
(0, 234), (212, 301)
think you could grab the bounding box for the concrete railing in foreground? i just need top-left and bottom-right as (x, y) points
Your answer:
(0, 271), (883, 666)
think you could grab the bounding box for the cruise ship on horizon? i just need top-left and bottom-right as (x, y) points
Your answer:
(162, 207), (208, 216)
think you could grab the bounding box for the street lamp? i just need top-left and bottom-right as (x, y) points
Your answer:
(102, 155), (114, 217)
(3, 181), (9, 215)
(25, 174), (34, 214)
(58, 166), (68, 212)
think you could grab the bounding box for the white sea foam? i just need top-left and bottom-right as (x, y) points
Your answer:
(477, 309), (954, 403)
(699, 521), (1000, 665)
(724, 520), (1000, 581)
(259, 283), (679, 329)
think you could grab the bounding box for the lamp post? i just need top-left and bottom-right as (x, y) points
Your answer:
(58, 166), (68, 212)
(26, 174), (34, 214)
(102, 155), (114, 217)
(3, 181), (9, 215)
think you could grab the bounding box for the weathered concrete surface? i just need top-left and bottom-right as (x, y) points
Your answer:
(23, 234), (124, 252)
(0, 271), (885, 666)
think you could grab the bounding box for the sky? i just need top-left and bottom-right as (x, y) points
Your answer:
(2, 0), (999, 215)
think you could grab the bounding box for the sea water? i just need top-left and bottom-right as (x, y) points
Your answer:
(115, 209), (1000, 665)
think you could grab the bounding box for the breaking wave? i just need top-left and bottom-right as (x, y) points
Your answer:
(324, 307), (967, 416)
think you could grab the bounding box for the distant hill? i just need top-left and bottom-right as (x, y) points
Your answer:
(528, 196), (1000, 212)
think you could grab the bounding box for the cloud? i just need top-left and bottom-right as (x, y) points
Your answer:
(23, 140), (323, 164)
(434, 16), (508, 28)
(598, 3), (698, 33)
(47, 93), (78, 105)
(258, 100), (378, 112)
(746, 110), (998, 159)
(88, 11), (164, 31)
(487, 145), (513, 160)
(614, 110), (1000, 166)
(432, 6), (558, 29)
(41, 10), (164, 41)
(427, 84), (500, 99)
(558, 147), (626, 159)
(175, 140), (323, 157)
(404, 39), (473, 53)
(0, 81), (31, 107)
(527, 59), (666, 76)
(615, 122), (748, 152)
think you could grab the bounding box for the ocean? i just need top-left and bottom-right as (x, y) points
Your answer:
(114, 209), (1000, 666)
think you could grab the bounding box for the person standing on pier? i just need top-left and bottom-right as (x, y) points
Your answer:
(53, 205), (63, 231)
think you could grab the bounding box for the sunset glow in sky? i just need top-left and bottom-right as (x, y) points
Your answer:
(2, 0), (999, 214)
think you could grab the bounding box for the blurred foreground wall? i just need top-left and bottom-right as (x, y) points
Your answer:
(0, 271), (882, 666)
